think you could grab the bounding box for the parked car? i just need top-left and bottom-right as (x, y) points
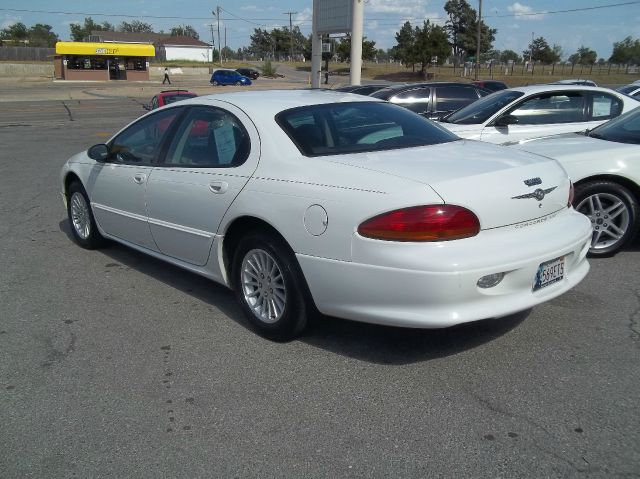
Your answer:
(61, 90), (591, 340)
(552, 79), (598, 86)
(439, 85), (639, 144)
(236, 68), (260, 80)
(370, 82), (490, 119)
(510, 106), (640, 256)
(210, 69), (252, 86)
(145, 90), (197, 110)
(616, 84), (640, 99)
(335, 84), (389, 96)
(472, 80), (508, 92)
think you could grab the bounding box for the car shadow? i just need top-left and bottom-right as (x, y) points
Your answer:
(60, 220), (529, 364)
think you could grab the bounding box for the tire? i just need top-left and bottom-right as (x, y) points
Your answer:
(235, 81), (242, 86)
(67, 181), (105, 249)
(232, 233), (310, 340)
(574, 180), (639, 256)
(212, 80), (219, 86)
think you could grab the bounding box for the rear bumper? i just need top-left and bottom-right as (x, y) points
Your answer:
(297, 209), (592, 328)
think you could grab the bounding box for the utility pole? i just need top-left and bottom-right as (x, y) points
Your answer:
(529, 31), (534, 64)
(213, 7), (222, 64)
(475, 0), (482, 80)
(283, 11), (298, 61)
(206, 23), (215, 65)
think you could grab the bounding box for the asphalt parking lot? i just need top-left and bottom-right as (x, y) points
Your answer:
(1, 79), (639, 478)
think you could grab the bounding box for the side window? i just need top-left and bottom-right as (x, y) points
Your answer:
(509, 92), (587, 125)
(591, 93), (623, 120)
(164, 106), (250, 168)
(392, 88), (431, 114)
(435, 86), (479, 112)
(110, 107), (182, 165)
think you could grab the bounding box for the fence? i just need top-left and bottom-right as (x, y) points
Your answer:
(0, 46), (55, 62)
(450, 62), (639, 79)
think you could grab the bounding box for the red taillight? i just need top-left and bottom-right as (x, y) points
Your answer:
(568, 181), (575, 207)
(358, 205), (480, 242)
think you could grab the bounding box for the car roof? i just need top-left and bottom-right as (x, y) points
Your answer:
(159, 89), (195, 95)
(506, 84), (614, 94)
(175, 89), (381, 126)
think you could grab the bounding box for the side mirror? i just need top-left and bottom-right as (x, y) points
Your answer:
(88, 144), (109, 162)
(494, 114), (519, 127)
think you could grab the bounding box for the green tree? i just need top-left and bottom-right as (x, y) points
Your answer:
(444, 0), (496, 65)
(609, 36), (640, 64)
(499, 49), (521, 64)
(523, 36), (559, 63)
(392, 21), (418, 71)
(170, 25), (199, 39)
(28, 24), (58, 47)
(118, 21), (154, 33)
(568, 46), (597, 65)
(414, 21), (450, 74)
(335, 34), (376, 62)
(0, 22), (28, 44)
(69, 17), (113, 42)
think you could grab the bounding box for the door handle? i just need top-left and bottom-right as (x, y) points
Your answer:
(133, 173), (146, 184)
(209, 181), (229, 194)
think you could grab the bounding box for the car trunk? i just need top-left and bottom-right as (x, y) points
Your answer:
(331, 140), (570, 230)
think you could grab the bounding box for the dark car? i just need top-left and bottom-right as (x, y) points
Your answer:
(236, 68), (260, 80)
(471, 80), (508, 92)
(370, 82), (490, 119)
(210, 69), (252, 86)
(335, 84), (389, 96)
(145, 90), (197, 110)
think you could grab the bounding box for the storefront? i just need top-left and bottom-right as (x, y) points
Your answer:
(54, 42), (155, 81)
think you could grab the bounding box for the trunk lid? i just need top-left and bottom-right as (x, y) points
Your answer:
(328, 139), (570, 230)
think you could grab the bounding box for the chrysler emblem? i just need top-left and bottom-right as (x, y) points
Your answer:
(512, 187), (557, 201)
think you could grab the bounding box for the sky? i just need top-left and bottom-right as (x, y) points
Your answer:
(2, 1), (640, 60)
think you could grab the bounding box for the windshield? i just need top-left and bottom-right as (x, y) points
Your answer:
(617, 85), (639, 95)
(276, 102), (458, 157)
(444, 90), (524, 124)
(587, 106), (640, 144)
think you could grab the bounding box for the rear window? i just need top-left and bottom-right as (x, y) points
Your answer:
(276, 102), (458, 157)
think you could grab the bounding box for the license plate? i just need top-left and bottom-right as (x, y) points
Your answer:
(533, 256), (565, 291)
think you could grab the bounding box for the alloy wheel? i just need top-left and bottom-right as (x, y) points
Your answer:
(240, 249), (287, 324)
(576, 192), (630, 251)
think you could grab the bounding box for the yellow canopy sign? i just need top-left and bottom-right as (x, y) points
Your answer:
(56, 42), (155, 57)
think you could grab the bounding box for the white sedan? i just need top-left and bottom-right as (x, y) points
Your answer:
(511, 106), (640, 256)
(439, 85), (639, 144)
(60, 90), (591, 339)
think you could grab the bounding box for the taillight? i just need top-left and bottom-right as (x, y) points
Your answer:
(568, 181), (575, 207)
(358, 205), (480, 242)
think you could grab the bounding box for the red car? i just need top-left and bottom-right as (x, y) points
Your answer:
(146, 90), (197, 110)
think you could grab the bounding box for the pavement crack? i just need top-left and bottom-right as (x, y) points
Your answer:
(628, 289), (640, 347)
(61, 101), (74, 121)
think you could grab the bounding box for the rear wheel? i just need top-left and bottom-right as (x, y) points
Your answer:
(232, 233), (309, 340)
(67, 181), (105, 249)
(574, 180), (639, 256)
(212, 80), (219, 86)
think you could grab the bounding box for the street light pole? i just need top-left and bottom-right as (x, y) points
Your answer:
(213, 7), (222, 65)
(475, 0), (482, 80)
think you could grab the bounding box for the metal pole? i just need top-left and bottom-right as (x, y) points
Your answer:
(284, 12), (298, 61)
(311, 0), (322, 88)
(475, 0), (482, 80)
(349, 0), (364, 85)
(213, 6), (222, 65)
(207, 23), (215, 64)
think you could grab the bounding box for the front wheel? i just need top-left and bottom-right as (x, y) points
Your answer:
(67, 181), (105, 249)
(235, 81), (242, 86)
(574, 180), (639, 256)
(232, 234), (310, 340)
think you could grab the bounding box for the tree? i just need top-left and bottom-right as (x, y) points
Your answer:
(170, 25), (199, 39)
(500, 49), (520, 63)
(0, 22), (28, 44)
(414, 21), (450, 74)
(392, 21), (418, 71)
(444, 0), (496, 65)
(28, 24), (58, 47)
(69, 17), (113, 42)
(523, 36), (559, 63)
(248, 28), (273, 59)
(335, 34), (377, 62)
(568, 46), (597, 65)
(609, 36), (640, 64)
(118, 21), (154, 33)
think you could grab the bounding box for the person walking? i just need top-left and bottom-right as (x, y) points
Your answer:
(162, 67), (171, 85)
